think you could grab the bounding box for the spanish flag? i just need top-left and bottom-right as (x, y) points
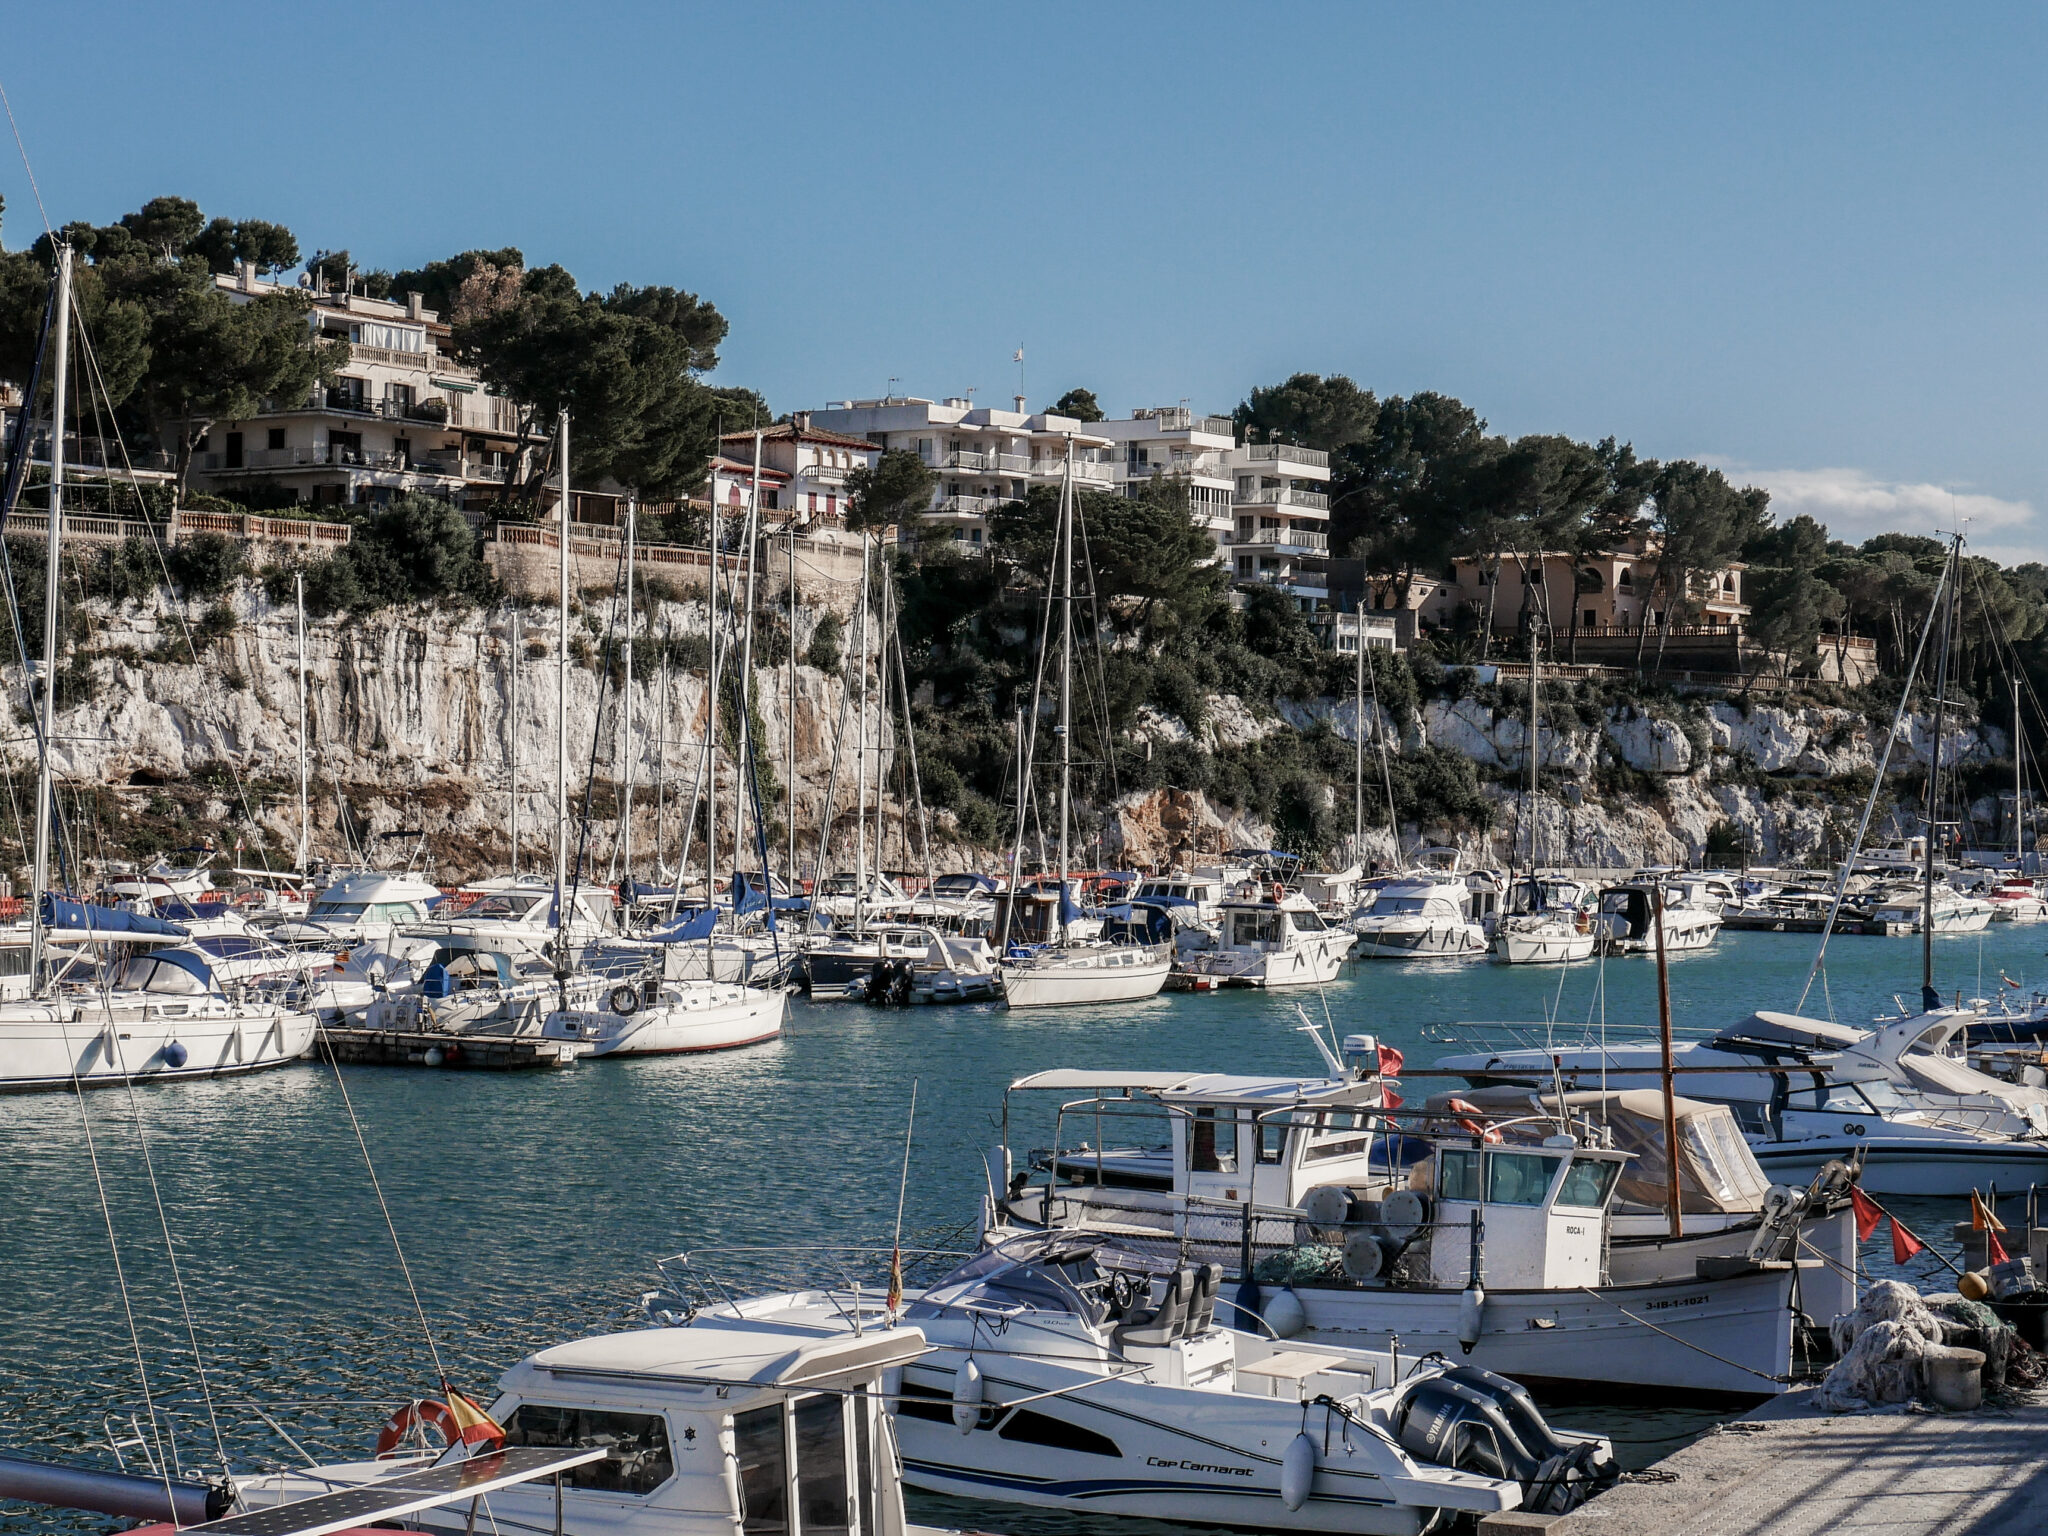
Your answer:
(440, 1384), (507, 1457)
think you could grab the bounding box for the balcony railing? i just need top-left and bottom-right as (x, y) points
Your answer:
(1236, 486), (1330, 511)
(9, 509), (350, 547)
(1229, 527), (1329, 551)
(1029, 458), (1117, 484)
(194, 445), (465, 476)
(932, 494), (1006, 516)
(1243, 443), (1330, 469)
(1132, 407), (1237, 437)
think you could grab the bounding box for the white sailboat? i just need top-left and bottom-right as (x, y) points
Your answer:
(0, 247), (313, 1091)
(1489, 627), (1595, 965)
(998, 449), (1171, 1008)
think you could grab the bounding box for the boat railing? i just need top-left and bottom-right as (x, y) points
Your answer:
(1421, 1018), (1719, 1051)
(651, 1235), (978, 1320)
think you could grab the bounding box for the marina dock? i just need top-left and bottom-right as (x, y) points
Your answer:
(1487, 1389), (2048, 1535)
(313, 1026), (580, 1071)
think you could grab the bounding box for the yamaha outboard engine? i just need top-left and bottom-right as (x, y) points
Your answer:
(1392, 1363), (1617, 1513)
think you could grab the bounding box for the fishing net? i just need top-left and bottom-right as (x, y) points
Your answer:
(1814, 1318), (1937, 1411)
(1251, 1244), (1345, 1284)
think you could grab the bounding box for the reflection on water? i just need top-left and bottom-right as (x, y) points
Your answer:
(2, 926), (2034, 1530)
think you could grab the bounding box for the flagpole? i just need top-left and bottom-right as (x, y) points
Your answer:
(887, 1078), (919, 1315)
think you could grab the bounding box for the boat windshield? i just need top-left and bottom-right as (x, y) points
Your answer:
(465, 892), (543, 920)
(114, 956), (209, 995)
(1375, 896), (1432, 916)
(310, 901), (368, 920)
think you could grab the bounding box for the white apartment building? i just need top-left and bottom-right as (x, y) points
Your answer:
(1226, 441), (1331, 609)
(1328, 609), (1401, 654)
(714, 418), (881, 528)
(804, 396), (1113, 548)
(191, 264), (533, 513)
(1093, 406), (1238, 544)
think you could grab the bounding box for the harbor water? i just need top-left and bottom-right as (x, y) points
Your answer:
(3, 924), (2043, 1533)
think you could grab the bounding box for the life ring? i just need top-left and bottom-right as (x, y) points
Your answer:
(606, 985), (639, 1016)
(1444, 1097), (1503, 1144)
(374, 1398), (461, 1458)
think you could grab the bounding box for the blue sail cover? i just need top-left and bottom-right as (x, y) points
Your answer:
(40, 895), (188, 939)
(647, 907), (719, 941)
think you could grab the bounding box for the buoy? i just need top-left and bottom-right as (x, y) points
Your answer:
(424, 1047), (445, 1067)
(951, 1356), (983, 1433)
(1280, 1431), (1316, 1510)
(1266, 1286), (1306, 1339)
(1458, 1282), (1487, 1352)
(162, 1041), (188, 1069)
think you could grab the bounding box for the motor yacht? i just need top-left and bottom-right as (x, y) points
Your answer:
(1347, 880), (1487, 960)
(1985, 879), (2047, 923)
(544, 978), (785, 1055)
(271, 869), (444, 949)
(1177, 882), (1351, 988)
(1865, 884), (1994, 935)
(1592, 880), (1722, 954)
(1488, 875), (1597, 964)
(652, 1234), (1617, 1532)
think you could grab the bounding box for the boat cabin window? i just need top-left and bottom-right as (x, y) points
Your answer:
(467, 892), (542, 920)
(1792, 1080), (1899, 1115)
(503, 1404), (673, 1496)
(1293, 907), (1327, 931)
(794, 1394), (850, 1536)
(1438, 1147), (1482, 1202)
(736, 1403), (789, 1534)
(1256, 1119), (1289, 1165)
(310, 901), (368, 920)
(0, 946), (30, 976)
(1556, 1156), (1621, 1209)
(114, 957), (208, 995)
(1486, 1152), (1558, 1206)
(1230, 911), (1281, 945)
(1377, 896), (1431, 916)
(1303, 1110), (1374, 1164)
(1189, 1107), (1237, 1172)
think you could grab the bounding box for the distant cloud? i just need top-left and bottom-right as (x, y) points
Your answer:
(1723, 466), (2040, 565)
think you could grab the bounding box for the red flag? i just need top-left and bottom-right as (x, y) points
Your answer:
(1382, 1089), (1404, 1110)
(1377, 1044), (1405, 1077)
(885, 1247), (903, 1314)
(1891, 1217), (1926, 1265)
(1850, 1185), (1884, 1242)
(1988, 1227), (2011, 1265)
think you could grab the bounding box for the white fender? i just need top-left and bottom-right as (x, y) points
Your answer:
(1280, 1431), (1316, 1511)
(951, 1356), (983, 1433)
(1457, 1282), (1486, 1352)
(1266, 1286), (1306, 1339)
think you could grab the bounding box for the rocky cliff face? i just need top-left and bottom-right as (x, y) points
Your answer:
(26, 588), (2007, 880)
(31, 586), (887, 881)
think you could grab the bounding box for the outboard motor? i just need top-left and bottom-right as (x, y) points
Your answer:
(1391, 1363), (1617, 1513)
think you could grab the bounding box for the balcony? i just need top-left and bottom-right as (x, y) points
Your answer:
(931, 493), (1006, 517)
(1243, 443), (1330, 469)
(1027, 457), (1118, 485)
(193, 444), (465, 477)
(1236, 485), (1330, 512)
(1229, 527), (1329, 552)
(1122, 456), (1234, 485)
(1132, 407), (1237, 438)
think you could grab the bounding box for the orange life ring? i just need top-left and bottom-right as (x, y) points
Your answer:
(374, 1398), (461, 1458)
(1445, 1097), (1504, 1144)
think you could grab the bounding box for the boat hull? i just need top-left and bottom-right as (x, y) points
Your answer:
(545, 986), (785, 1055)
(1490, 929), (1597, 965)
(1180, 934), (1350, 988)
(0, 1008), (314, 1092)
(1349, 926), (1487, 961)
(1749, 1135), (2048, 1196)
(1001, 948), (1172, 1008)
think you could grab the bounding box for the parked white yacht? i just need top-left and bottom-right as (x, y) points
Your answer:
(1985, 878), (2048, 923)
(1488, 877), (1597, 965)
(545, 979), (786, 1055)
(270, 869), (444, 948)
(1867, 884), (1996, 934)
(1434, 1008), (2048, 1195)
(1347, 879), (1487, 960)
(1177, 883), (1351, 988)
(1592, 880), (1722, 954)
(993, 1051), (1846, 1399)
(660, 1236), (1617, 1532)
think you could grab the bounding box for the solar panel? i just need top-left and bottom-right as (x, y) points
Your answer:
(183, 1447), (607, 1536)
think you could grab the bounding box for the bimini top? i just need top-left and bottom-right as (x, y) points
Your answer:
(519, 1320), (924, 1390)
(1716, 1010), (1864, 1051)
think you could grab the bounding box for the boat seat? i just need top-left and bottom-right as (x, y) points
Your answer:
(1117, 1268), (1193, 1348)
(1186, 1264), (1223, 1334)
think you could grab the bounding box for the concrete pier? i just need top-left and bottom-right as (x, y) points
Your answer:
(1485, 1389), (2048, 1535)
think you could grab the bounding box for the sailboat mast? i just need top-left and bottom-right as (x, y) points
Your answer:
(853, 537), (871, 937)
(1353, 605), (1365, 862)
(29, 245), (72, 993)
(732, 431), (762, 893)
(787, 514), (798, 890)
(554, 411), (570, 920)
(621, 493), (636, 897)
(1527, 620), (1540, 875)
(705, 459), (722, 964)
(1055, 446), (1074, 935)
(509, 606), (520, 878)
(2015, 676), (2024, 866)
(295, 572), (309, 873)
(1923, 534), (1960, 1002)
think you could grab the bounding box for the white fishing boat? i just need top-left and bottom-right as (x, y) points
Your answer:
(544, 978), (785, 1055)
(1178, 882), (1351, 988)
(1346, 879), (1488, 960)
(991, 1051), (1845, 1400)
(657, 1235), (1617, 1532)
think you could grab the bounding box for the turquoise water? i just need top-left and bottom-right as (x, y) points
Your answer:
(3, 923), (2044, 1531)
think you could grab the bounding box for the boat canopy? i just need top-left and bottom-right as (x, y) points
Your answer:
(1719, 1011), (1864, 1050)
(40, 894), (187, 939)
(527, 1319), (925, 1389)
(1010, 1069), (1193, 1094)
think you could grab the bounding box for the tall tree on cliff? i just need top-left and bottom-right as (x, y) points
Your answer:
(1642, 460), (1772, 672)
(0, 196), (345, 489)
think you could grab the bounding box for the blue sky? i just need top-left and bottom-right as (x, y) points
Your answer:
(4, 3), (2044, 561)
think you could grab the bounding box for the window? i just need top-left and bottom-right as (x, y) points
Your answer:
(1188, 1107), (1236, 1173)
(827, 495), (837, 518)
(1556, 1156), (1620, 1209)
(503, 1404), (673, 1497)
(1256, 1120), (1289, 1165)
(793, 1395), (849, 1536)
(734, 1404), (789, 1534)
(224, 432), (243, 469)
(327, 378), (367, 411)
(0, 947), (28, 977)
(1438, 1148), (1482, 1202)
(808, 493), (818, 514)
(853, 1390), (878, 1536)
(388, 383), (414, 413)
(267, 427), (286, 452)
(1485, 1152), (1557, 1206)
(329, 430), (362, 464)
(1584, 609), (1596, 626)
(997, 1408), (1121, 1458)
(1617, 567), (1633, 588)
